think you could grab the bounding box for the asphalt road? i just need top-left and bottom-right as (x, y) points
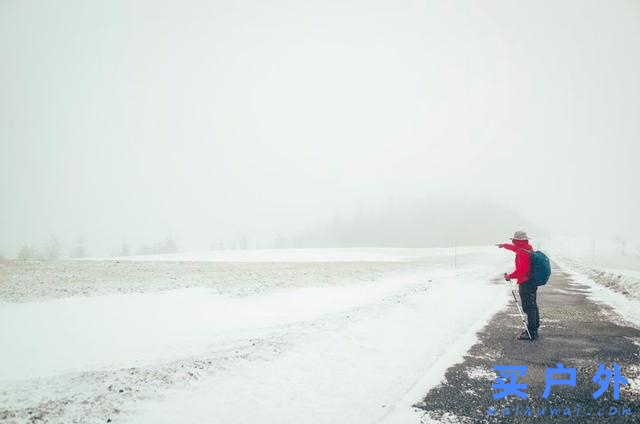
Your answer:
(416, 266), (640, 423)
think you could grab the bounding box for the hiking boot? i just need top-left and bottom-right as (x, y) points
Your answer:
(517, 331), (538, 341)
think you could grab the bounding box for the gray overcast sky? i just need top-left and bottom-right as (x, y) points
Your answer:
(1, 0), (639, 255)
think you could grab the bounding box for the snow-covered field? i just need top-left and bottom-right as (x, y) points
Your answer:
(102, 247), (457, 263)
(0, 247), (512, 423)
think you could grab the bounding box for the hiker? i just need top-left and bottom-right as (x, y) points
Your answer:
(498, 231), (540, 340)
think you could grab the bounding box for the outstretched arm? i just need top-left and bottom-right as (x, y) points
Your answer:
(498, 243), (517, 252)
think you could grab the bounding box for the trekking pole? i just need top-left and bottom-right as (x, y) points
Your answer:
(505, 276), (532, 341)
(504, 272), (533, 341)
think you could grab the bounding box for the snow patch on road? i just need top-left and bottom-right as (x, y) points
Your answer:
(465, 366), (496, 381)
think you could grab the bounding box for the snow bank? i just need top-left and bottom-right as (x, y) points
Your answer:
(557, 259), (640, 327)
(582, 268), (640, 301)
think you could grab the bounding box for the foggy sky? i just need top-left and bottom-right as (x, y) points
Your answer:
(1, 0), (639, 256)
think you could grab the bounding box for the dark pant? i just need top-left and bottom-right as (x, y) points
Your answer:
(519, 282), (540, 335)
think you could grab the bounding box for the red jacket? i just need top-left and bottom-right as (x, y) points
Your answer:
(501, 240), (533, 284)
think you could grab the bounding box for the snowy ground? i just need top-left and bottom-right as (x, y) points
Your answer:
(560, 257), (640, 300)
(0, 247), (513, 423)
(554, 256), (640, 328)
(543, 237), (640, 299)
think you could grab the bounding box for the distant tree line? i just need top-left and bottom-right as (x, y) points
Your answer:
(16, 234), (66, 260)
(134, 238), (178, 256)
(13, 235), (178, 260)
